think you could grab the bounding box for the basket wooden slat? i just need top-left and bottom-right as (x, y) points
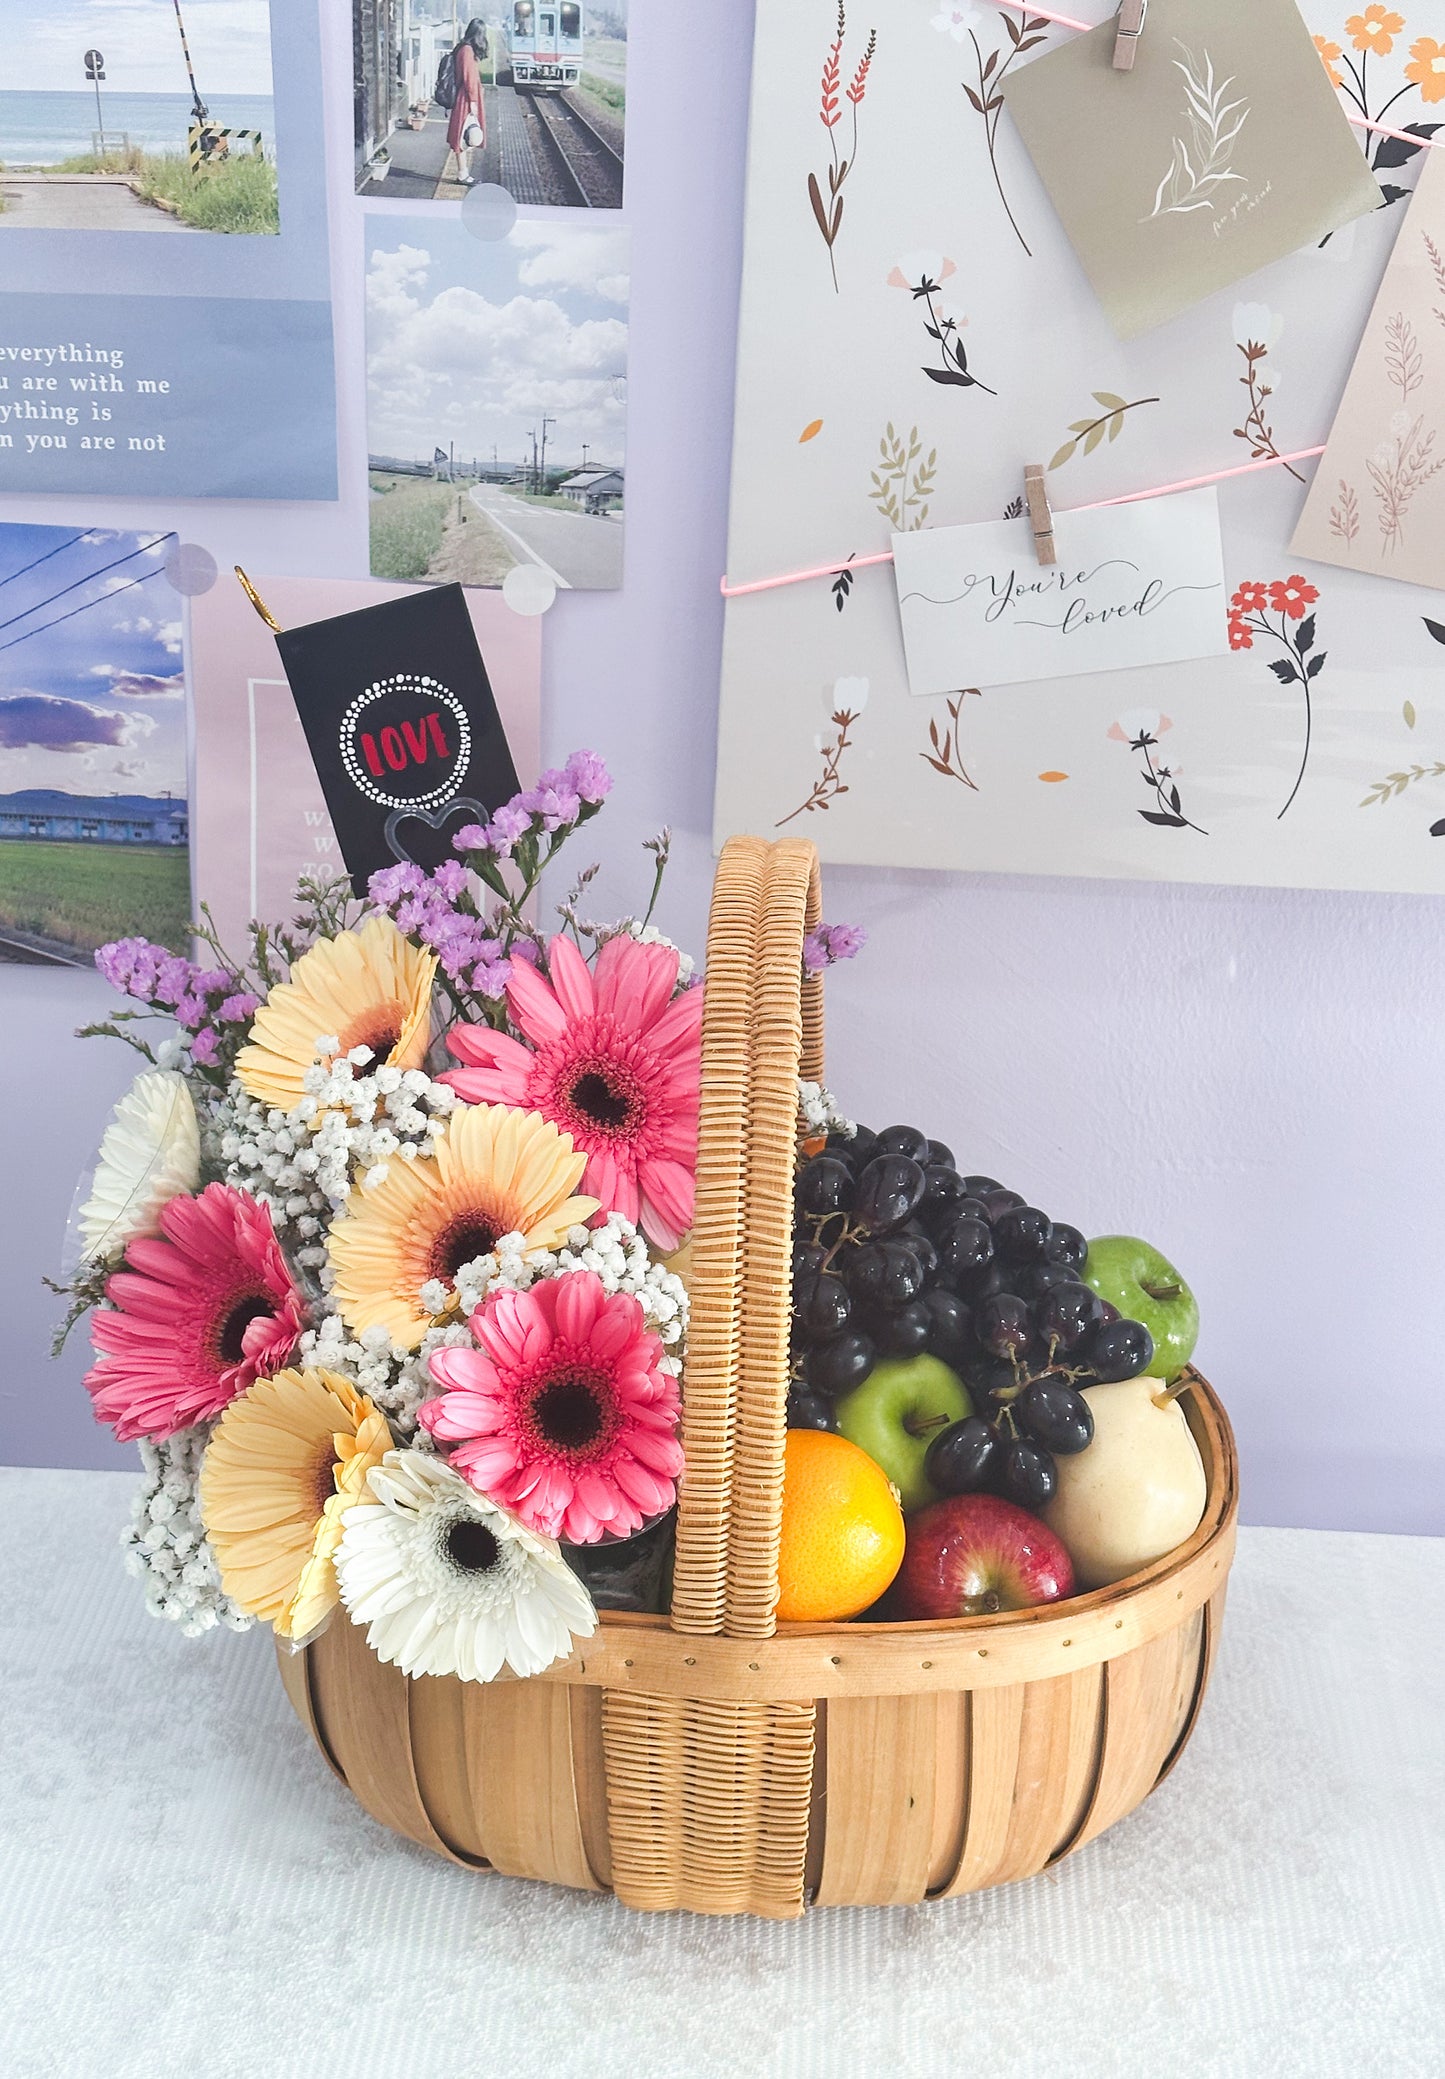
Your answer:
(280, 835), (1240, 1916)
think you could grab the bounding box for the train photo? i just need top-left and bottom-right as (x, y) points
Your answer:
(497, 2), (585, 92)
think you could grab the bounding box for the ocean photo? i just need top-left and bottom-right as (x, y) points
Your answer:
(0, 90), (276, 166)
(0, 0), (278, 235)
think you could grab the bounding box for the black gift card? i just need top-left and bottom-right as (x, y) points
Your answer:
(275, 585), (520, 893)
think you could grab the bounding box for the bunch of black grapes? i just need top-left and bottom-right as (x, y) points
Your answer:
(788, 1124), (1155, 1511)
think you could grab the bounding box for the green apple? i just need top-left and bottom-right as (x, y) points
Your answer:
(835, 1355), (973, 1512)
(1043, 1378), (1206, 1588)
(1081, 1235), (1199, 1381)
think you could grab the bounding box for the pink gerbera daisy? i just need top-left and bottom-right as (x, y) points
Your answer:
(442, 933), (702, 1250)
(86, 1183), (305, 1442)
(421, 1270), (683, 1545)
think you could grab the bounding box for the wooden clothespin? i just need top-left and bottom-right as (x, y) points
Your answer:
(1113, 0), (1147, 72)
(1023, 464), (1057, 567)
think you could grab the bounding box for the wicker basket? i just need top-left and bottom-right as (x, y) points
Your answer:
(278, 835), (1239, 1916)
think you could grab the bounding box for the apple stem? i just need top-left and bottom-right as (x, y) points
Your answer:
(1144, 1282), (1184, 1303)
(904, 1411), (955, 1438)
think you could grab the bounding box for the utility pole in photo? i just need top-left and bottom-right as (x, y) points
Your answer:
(540, 414), (557, 495)
(84, 48), (106, 154)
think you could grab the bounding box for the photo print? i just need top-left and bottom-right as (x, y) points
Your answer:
(0, 1), (335, 500)
(367, 214), (629, 591)
(0, 521), (191, 967)
(354, 0), (625, 207)
(0, 0), (279, 236)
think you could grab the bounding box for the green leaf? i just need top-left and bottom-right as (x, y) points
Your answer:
(1083, 419), (1106, 454)
(1049, 438), (1077, 470)
(1108, 413), (1123, 441)
(1093, 391), (1127, 410)
(1405, 699), (1418, 729)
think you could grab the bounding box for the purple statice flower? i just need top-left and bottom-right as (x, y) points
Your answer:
(219, 992), (260, 1024)
(484, 802), (532, 855)
(173, 994), (207, 1031)
(153, 954), (195, 1007)
(518, 780), (581, 832)
(470, 953), (514, 1001)
(430, 859), (468, 900)
(191, 969), (233, 997)
(562, 749), (612, 804)
(368, 862), (427, 907)
(802, 922), (868, 974)
(190, 1029), (222, 1067)
(451, 823), (489, 854)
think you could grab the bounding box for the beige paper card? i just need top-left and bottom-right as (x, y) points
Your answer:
(1004, 0), (1383, 340)
(1293, 146), (1445, 590)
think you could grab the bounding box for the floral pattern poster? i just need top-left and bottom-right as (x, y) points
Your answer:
(714, 1), (1445, 894)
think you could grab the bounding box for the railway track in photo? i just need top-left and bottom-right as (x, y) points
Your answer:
(518, 88), (624, 209)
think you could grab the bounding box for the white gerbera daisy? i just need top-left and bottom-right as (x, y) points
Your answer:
(336, 1449), (598, 1682)
(78, 1070), (201, 1260)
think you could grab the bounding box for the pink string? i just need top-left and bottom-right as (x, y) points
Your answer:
(990, 1), (1442, 149)
(720, 447), (1326, 598)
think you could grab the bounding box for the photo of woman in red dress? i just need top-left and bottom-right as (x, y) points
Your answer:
(446, 18), (489, 187)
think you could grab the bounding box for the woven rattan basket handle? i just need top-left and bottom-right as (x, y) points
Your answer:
(671, 837), (822, 1639)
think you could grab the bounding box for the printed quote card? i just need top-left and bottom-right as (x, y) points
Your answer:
(1293, 146), (1445, 591)
(1004, 0), (1382, 339)
(891, 488), (1229, 696)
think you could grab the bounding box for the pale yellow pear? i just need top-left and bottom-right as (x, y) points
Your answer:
(1043, 1377), (1206, 1590)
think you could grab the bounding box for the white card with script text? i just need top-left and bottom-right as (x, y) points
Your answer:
(891, 488), (1229, 697)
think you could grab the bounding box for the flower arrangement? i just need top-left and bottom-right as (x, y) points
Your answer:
(59, 755), (870, 1684)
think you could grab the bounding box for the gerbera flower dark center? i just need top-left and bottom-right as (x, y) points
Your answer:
(337, 1001), (404, 1059)
(569, 1071), (634, 1131)
(216, 1294), (274, 1365)
(532, 1375), (610, 1453)
(444, 1519), (501, 1574)
(429, 1212), (502, 1280)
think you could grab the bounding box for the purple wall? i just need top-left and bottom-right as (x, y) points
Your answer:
(1, 2), (1440, 1534)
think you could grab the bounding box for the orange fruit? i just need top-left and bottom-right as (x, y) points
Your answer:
(776, 1430), (906, 1623)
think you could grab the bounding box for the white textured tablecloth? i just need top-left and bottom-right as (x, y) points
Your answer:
(2, 1468), (1441, 2079)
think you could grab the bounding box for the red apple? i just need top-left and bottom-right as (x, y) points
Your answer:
(894, 1493), (1075, 1618)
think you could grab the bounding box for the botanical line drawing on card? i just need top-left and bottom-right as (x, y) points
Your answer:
(809, 3), (877, 294)
(1143, 44), (1249, 221)
(869, 423), (937, 530)
(1315, 12), (1441, 215)
(1329, 480), (1362, 544)
(1231, 305), (1304, 483)
(1108, 710), (1208, 834)
(777, 678), (868, 825)
(1359, 758), (1445, 805)
(1048, 391), (1159, 472)
(944, 5), (1051, 256)
(831, 554), (857, 612)
(1424, 229), (1445, 325)
(1368, 413), (1445, 551)
(887, 255), (995, 395)
(1385, 310), (1424, 397)
(1228, 577), (1327, 818)
(920, 688), (982, 790)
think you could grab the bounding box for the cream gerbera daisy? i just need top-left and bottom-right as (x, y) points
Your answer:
(198, 1368), (392, 1640)
(326, 1103), (599, 1349)
(77, 1069), (201, 1261)
(336, 1449), (597, 1682)
(235, 916), (436, 1112)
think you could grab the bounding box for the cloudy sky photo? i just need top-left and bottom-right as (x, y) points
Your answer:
(1, 0), (275, 96)
(367, 220), (630, 473)
(0, 526), (187, 803)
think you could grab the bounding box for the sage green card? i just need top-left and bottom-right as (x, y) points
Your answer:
(1004, 0), (1383, 340)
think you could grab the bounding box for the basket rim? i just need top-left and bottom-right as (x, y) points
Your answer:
(520, 1369), (1238, 1699)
